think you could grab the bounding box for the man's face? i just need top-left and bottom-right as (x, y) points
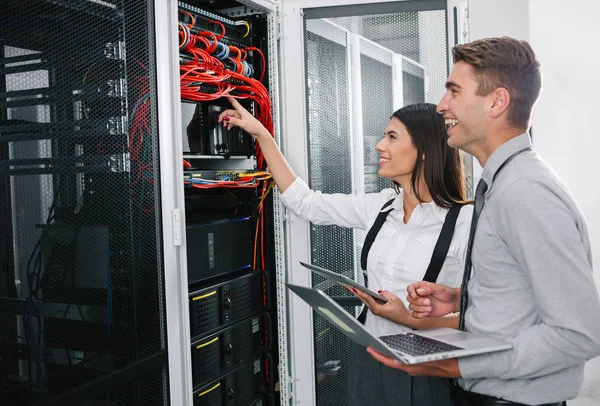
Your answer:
(437, 61), (489, 153)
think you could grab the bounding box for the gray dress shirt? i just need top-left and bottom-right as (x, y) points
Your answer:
(457, 133), (600, 404)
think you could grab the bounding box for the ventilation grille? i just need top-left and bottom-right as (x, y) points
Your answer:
(230, 278), (257, 318)
(194, 381), (223, 406)
(192, 336), (222, 386)
(190, 290), (220, 337)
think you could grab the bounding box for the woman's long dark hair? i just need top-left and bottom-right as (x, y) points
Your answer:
(391, 103), (466, 208)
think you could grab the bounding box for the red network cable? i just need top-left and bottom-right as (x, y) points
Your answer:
(178, 16), (275, 319)
(178, 19), (273, 170)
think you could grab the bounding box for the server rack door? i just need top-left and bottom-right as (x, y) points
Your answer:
(279, 1), (470, 405)
(158, 1), (282, 405)
(1, 0), (172, 404)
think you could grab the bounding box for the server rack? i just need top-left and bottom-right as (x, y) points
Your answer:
(1, 0), (169, 404)
(1, 0), (285, 404)
(175, 1), (280, 405)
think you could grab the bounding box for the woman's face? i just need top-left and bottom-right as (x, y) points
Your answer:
(375, 117), (418, 183)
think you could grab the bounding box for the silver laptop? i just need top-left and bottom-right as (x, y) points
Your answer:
(299, 261), (388, 304)
(287, 283), (512, 365)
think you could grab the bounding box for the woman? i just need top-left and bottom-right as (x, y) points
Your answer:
(219, 98), (472, 406)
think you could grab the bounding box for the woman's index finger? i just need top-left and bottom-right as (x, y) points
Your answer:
(227, 96), (246, 115)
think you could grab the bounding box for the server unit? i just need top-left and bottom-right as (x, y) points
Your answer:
(191, 312), (271, 387)
(183, 100), (254, 158)
(186, 216), (253, 284)
(189, 271), (267, 339)
(193, 354), (272, 406)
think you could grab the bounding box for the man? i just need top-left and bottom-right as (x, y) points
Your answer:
(365, 37), (600, 406)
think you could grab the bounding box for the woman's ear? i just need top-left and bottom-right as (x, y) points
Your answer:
(422, 152), (425, 161)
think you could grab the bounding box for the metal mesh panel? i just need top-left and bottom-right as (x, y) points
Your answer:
(305, 8), (448, 406)
(192, 355), (268, 406)
(1, 1), (168, 404)
(305, 25), (356, 406)
(360, 55), (393, 194)
(190, 292), (221, 337)
(333, 11), (448, 104)
(98, 364), (167, 406)
(192, 336), (222, 386)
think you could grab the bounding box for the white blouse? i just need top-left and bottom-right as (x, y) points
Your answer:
(280, 177), (473, 337)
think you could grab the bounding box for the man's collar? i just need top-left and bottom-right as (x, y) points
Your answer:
(481, 133), (532, 187)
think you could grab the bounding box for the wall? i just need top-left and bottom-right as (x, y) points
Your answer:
(468, 0), (600, 404)
(528, 1), (600, 404)
(466, 0), (529, 182)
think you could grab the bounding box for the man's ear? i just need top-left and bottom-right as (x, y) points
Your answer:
(489, 88), (511, 119)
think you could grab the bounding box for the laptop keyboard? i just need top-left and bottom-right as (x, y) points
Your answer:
(380, 333), (463, 356)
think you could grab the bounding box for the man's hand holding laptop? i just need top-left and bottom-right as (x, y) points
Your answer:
(366, 347), (462, 377)
(364, 281), (463, 377)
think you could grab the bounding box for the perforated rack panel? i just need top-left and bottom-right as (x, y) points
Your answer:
(193, 354), (271, 406)
(0, 0), (169, 404)
(189, 271), (266, 340)
(191, 312), (270, 387)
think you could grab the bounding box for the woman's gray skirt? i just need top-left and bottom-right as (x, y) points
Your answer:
(347, 342), (454, 406)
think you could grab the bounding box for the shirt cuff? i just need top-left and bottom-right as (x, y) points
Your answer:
(279, 176), (308, 207)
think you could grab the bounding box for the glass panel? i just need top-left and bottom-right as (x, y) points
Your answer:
(304, 7), (448, 405)
(361, 55), (394, 194)
(305, 24), (356, 406)
(1, 1), (168, 404)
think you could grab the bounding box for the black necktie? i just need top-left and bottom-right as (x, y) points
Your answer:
(458, 178), (488, 331)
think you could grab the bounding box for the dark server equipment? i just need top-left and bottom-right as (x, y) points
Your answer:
(179, 1), (254, 46)
(193, 355), (272, 406)
(191, 312), (271, 387)
(178, 1), (278, 404)
(247, 396), (269, 406)
(179, 1), (257, 160)
(186, 216), (253, 284)
(184, 177), (258, 223)
(189, 271), (267, 339)
(183, 100), (254, 158)
(1, 0), (169, 404)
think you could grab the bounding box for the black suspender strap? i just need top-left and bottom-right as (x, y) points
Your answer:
(422, 203), (464, 283)
(357, 200), (466, 324)
(360, 198), (395, 271)
(356, 198), (394, 325)
(361, 200), (465, 282)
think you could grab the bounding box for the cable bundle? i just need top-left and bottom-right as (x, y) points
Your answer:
(183, 171), (271, 189)
(128, 60), (154, 213)
(178, 12), (273, 169)
(179, 12), (273, 367)
(255, 177), (274, 271)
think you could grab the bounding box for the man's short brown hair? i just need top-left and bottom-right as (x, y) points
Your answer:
(452, 37), (542, 129)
